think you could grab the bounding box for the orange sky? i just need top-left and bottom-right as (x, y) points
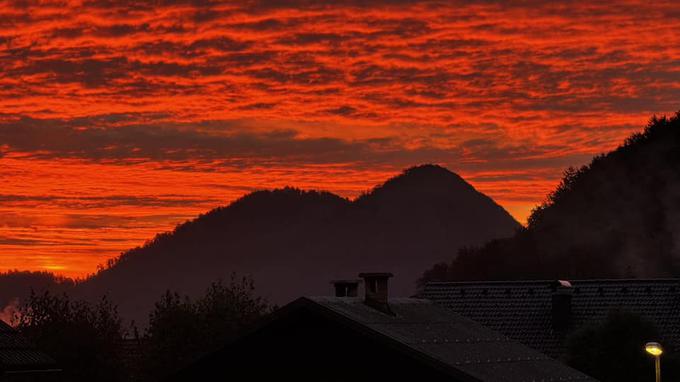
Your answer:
(1, 0), (679, 278)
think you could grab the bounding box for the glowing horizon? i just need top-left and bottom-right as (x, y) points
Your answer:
(1, 0), (679, 278)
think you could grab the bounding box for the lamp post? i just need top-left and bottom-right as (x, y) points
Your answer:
(645, 342), (663, 382)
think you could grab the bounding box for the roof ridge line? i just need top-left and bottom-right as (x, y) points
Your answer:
(426, 278), (680, 286)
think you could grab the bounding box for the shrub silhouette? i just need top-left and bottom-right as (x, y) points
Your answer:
(565, 310), (680, 382)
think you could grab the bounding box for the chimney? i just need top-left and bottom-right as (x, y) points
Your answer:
(358, 272), (394, 315)
(331, 280), (360, 297)
(551, 280), (573, 331)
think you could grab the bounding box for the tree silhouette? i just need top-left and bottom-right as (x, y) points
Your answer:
(421, 112), (680, 283)
(139, 275), (270, 381)
(565, 310), (680, 382)
(13, 291), (127, 382)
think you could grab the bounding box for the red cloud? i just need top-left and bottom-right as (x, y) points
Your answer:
(0, 0), (679, 276)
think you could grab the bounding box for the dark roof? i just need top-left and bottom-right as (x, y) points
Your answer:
(303, 296), (596, 382)
(0, 319), (58, 374)
(421, 279), (680, 359)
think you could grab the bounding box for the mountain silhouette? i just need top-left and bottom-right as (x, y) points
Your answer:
(421, 112), (680, 283)
(67, 164), (519, 324)
(0, 270), (75, 321)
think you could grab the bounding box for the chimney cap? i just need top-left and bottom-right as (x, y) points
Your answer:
(358, 272), (394, 278)
(331, 279), (360, 298)
(330, 279), (362, 285)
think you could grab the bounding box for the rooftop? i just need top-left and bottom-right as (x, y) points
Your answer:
(305, 296), (596, 382)
(0, 319), (58, 374)
(421, 279), (680, 359)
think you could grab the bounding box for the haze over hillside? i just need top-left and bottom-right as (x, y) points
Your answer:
(64, 164), (519, 324)
(422, 113), (680, 283)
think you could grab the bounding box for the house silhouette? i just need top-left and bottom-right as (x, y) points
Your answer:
(0, 319), (60, 381)
(421, 279), (680, 359)
(170, 274), (596, 382)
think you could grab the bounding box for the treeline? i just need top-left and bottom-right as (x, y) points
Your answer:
(421, 112), (680, 284)
(0, 270), (75, 308)
(12, 275), (270, 382)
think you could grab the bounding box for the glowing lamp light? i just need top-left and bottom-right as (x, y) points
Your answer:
(646, 342), (663, 382)
(646, 342), (664, 357)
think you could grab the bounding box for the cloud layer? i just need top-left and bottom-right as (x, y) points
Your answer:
(0, 0), (679, 276)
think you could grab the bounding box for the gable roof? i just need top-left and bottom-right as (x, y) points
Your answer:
(421, 279), (680, 359)
(288, 296), (596, 382)
(0, 319), (58, 374)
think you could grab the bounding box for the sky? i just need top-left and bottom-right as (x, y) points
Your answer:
(1, 0), (679, 278)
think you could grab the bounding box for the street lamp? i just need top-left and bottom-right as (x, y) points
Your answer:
(645, 342), (663, 382)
